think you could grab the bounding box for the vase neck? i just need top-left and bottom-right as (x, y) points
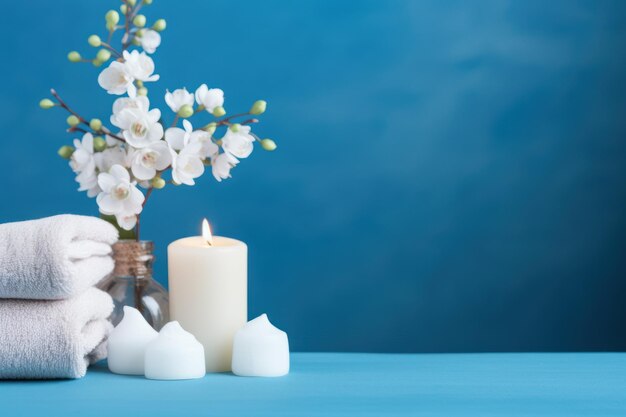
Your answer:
(112, 240), (154, 278)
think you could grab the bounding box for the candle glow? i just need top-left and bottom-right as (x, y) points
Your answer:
(202, 219), (213, 246)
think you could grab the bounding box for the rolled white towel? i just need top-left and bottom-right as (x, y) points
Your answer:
(0, 287), (114, 379)
(0, 215), (118, 299)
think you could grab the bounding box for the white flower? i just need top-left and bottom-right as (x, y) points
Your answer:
(195, 84), (224, 112)
(166, 121), (205, 185)
(165, 88), (194, 113)
(170, 142), (205, 186)
(98, 61), (134, 96)
(211, 152), (238, 182)
(189, 130), (218, 159)
(221, 125), (255, 158)
(123, 50), (159, 83)
(70, 133), (100, 197)
(165, 119), (193, 151)
(139, 29), (161, 54)
(165, 119), (216, 158)
(116, 107), (164, 148)
(95, 147), (128, 172)
(97, 165), (145, 230)
(110, 96), (150, 128)
(70, 133), (95, 173)
(98, 51), (159, 97)
(115, 213), (140, 231)
(130, 141), (172, 180)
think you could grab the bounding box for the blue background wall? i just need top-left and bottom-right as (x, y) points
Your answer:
(1, 0), (626, 352)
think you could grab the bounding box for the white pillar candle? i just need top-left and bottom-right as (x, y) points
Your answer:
(107, 306), (158, 375)
(232, 314), (290, 377)
(144, 321), (206, 380)
(168, 219), (247, 372)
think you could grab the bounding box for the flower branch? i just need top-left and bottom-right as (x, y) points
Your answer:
(40, 0), (277, 239)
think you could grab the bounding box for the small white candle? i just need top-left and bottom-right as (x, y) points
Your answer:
(144, 321), (206, 380)
(168, 219), (247, 372)
(107, 306), (158, 375)
(232, 314), (289, 377)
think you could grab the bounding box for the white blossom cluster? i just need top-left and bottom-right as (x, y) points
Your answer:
(43, 1), (275, 234)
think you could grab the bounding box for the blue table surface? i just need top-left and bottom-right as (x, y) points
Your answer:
(1, 352), (625, 416)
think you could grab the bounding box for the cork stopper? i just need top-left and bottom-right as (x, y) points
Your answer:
(112, 240), (154, 278)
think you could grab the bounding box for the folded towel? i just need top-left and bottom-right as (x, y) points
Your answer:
(0, 287), (114, 379)
(0, 215), (118, 299)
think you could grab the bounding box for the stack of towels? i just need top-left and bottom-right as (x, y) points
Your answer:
(0, 215), (118, 379)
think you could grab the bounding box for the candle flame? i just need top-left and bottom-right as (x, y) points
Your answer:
(202, 219), (213, 246)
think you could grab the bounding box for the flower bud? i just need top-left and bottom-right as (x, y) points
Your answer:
(128, 0), (137, 6)
(105, 10), (120, 25)
(203, 122), (216, 135)
(66, 115), (80, 127)
(177, 105), (194, 118)
(152, 19), (166, 31)
(250, 100), (267, 115)
(90, 118), (103, 131)
(137, 87), (148, 96)
(120, 4), (127, 14)
(58, 145), (75, 159)
(92, 59), (104, 67)
(133, 14), (146, 27)
(96, 49), (111, 62)
(39, 98), (55, 109)
(143, 0), (153, 4)
(151, 177), (166, 189)
(67, 51), (81, 62)
(88, 35), (101, 47)
(260, 138), (277, 151)
(229, 123), (241, 132)
(212, 106), (226, 117)
(93, 136), (107, 152)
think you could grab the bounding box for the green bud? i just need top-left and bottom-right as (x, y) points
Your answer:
(133, 14), (146, 27)
(120, 4), (127, 14)
(143, 0), (153, 4)
(105, 10), (120, 25)
(177, 105), (194, 118)
(151, 177), (166, 189)
(39, 99), (55, 109)
(92, 59), (104, 67)
(212, 106), (226, 117)
(137, 87), (148, 96)
(67, 51), (81, 62)
(152, 19), (166, 31)
(229, 123), (241, 133)
(260, 138), (277, 151)
(96, 49), (111, 62)
(88, 35), (101, 47)
(58, 145), (75, 159)
(250, 100), (267, 115)
(128, 0), (137, 6)
(89, 118), (103, 131)
(136, 28), (145, 37)
(93, 136), (107, 152)
(131, 37), (141, 46)
(203, 122), (216, 135)
(66, 115), (80, 127)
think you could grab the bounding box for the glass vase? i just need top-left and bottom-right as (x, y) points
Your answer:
(98, 240), (169, 330)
